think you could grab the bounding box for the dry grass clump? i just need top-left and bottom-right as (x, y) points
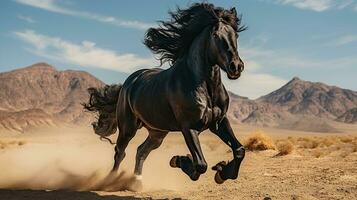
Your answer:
(276, 140), (294, 156)
(352, 139), (357, 153)
(296, 136), (343, 149)
(299, 135), (357, 158)
(297, 137), (320, 149)
(244, 131), (276, 151)
(312, 149), (325, 158)
(339, 136), (353, 143)
(0, 140), (26, 149)
(242, 133), (357, 158)
(287, 136), (298, 145)
(352, 144), (357, 153)
(319, 137), (338, 147)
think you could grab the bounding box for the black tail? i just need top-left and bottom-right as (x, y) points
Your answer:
(83, 84), (122, 143)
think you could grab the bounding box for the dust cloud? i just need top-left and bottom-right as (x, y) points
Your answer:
(0, 127), (190, 192)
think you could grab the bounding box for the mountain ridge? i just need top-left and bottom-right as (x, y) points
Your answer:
(0, 63), (104, 132)
(228, 75), (357, 132)
(1, 63), (356, 133)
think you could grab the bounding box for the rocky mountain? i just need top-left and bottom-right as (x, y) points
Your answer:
(228, 77), (357, 131)
(1, 63), (356, 133)
(336, 108), (357, 124)
(0, 63), (104, 132)
(257, 77), (357, 118)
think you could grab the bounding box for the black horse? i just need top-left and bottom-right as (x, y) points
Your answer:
(84, 3), (246, 188)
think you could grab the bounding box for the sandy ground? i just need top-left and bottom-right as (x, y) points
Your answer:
(0, 125), (357, 200)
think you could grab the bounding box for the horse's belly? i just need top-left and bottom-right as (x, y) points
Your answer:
(131, 93), (179, 131)
(137, 106), (179, 131)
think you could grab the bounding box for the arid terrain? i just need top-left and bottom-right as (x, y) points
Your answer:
(0, 124), (356, 200)
(0, 63), (357, 199)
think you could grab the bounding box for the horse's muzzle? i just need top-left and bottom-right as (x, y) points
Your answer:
(226, 59), (244, 80)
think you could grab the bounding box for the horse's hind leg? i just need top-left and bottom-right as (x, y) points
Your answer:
(134, 130), (168, 176)
(130, 130), (167, 190)
(111, 122), (138, 173)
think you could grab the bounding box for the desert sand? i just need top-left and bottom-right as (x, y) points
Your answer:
(0, 124), (357, 200)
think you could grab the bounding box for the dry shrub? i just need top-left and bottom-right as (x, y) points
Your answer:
(312, 149), (325, 158)
(0, 140), (26, 149)
(353, 145), (357, 153)
(276, 140), (294, 156)
(352, 140), (357, 153)
(292, 135), (357, 158)
(244, 131), (276, 151)
(298, 137), (319, 149)
(0, 142), (7, 149)
(287, 136), (298, 145)
(339, 136), (353, 143)
(319, 137), (338, 147)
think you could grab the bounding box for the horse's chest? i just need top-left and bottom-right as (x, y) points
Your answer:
(172, 85), (228, 131)
(190, 108), (216, 130)
(189, 95), (224, 131)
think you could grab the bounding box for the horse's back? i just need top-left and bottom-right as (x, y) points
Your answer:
(119, 68), (180, 131)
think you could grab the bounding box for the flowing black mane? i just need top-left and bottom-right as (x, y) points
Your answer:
(144, 3), (245, 66)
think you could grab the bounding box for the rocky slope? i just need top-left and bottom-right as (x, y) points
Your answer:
(228, 77), (357, 132)
(336, 108), (357, 124)
(257, 77), (357, 118)
(0, 63), (104, 132)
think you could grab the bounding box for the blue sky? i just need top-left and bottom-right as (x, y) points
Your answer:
(0, 0), (356, 99)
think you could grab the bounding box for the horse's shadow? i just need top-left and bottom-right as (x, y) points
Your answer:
(0, 189), (180, 200)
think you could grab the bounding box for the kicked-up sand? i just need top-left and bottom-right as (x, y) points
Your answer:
(0, 124), (356, 200)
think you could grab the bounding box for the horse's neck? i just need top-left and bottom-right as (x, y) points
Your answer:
(185, 28), (223, 94)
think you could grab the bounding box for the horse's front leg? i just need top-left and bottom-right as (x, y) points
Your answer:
(170, 128), (207, 181)
(210, 116), (245, 184)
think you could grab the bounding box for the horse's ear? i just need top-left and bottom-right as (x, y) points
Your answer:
(230, 7), (237, 16)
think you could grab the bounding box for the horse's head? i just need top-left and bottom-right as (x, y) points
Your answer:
(144, 3), (245, 79)
(208, 8), (244, 80)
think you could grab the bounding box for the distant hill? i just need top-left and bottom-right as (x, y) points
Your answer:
(257, 77), (357, 118)
(336, 108), (357, 124)
(0, 63), (356, 133)
(228, 77), (357, 132)
(0, 63), (104, 132)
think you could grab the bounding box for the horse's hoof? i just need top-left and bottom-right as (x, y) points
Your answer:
(170, 156), (179, 168)
(214, 171), (225, 184)
(128, 176), (143, 192)
(190, 171), (200, 181)
(212, 161), (226, 171)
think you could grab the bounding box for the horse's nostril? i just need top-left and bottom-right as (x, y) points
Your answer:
(229, 63), (237, 72)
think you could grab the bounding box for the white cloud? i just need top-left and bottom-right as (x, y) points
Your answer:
(15, 0), (154, 30)
(17, 14), (36, 23)
(223, 69), (287, 99)
(328, 34), (357, 46)
(269, 0), (356, 12)
(14, 30), (155, 73)
(241, 45), (323, 69)
(337, 0), (354, 9)
(223, 46), (288, 99)
(276, 0), (332, 12)
(228, 42), (357, 98)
